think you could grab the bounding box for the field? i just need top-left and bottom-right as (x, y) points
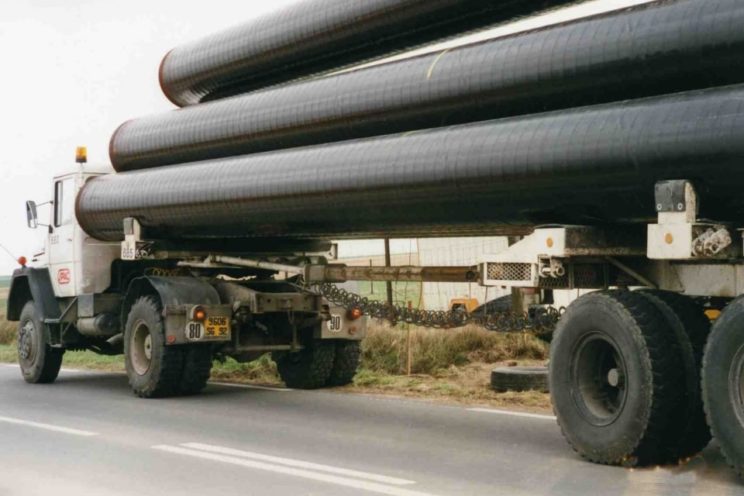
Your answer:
(0, 273), (549, 409)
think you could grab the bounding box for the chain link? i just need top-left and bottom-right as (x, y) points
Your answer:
(314, 283), (563, 333)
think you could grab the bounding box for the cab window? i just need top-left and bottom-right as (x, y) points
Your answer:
(54, 178), (75, 227)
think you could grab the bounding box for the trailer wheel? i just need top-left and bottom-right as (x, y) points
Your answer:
(274, 339), (335, 389)
(180, 345), (213, 395)
(550, 291), (684, 466)
(702, 295), (744, 477)
(326, 340), (361, 387)
(124, 296), (184, 398)
(637, 290), (711, 460)
(17, 301), (64, 384)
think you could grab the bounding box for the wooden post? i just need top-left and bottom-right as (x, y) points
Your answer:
(407, 300), (413, 376)
(384, 238), (393, 308)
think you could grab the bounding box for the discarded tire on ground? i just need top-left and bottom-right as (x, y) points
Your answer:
(549, 291), (684, 466)
(491, 366), (548, 393)
(703, 295), (744, 478)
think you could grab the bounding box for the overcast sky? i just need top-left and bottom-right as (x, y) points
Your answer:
(0, 0), (651, 274)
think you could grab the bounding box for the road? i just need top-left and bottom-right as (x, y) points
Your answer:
(0, 364), (741, 496)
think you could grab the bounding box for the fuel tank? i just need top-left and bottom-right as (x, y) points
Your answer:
(80, 85), (744, 243)
(158, 0), (578, 107)
(113, 0), (744, 172)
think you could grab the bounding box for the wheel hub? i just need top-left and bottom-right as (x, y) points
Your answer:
(572, 333), (629, 426)
(18, 321), (35, 362)
(607, 368), (624, 388)
(131, 321), (153, 376)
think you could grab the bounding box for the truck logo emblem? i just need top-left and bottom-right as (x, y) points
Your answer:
(57, 269), (71, 285)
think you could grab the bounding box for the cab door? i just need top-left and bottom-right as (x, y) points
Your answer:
(48, 176), (77, 297)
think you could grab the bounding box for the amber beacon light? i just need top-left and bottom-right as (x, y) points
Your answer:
(75, 146), (87, 164)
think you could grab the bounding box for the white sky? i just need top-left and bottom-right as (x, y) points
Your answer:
(0, 0), (651, 273)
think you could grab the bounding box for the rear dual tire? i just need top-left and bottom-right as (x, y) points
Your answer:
(550, 290), (705, 466)
(274, 339), (361, 389)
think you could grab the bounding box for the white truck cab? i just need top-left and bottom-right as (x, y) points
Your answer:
(42, 168), (119, 298)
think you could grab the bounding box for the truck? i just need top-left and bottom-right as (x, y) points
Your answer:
(10, 154), (369, 398)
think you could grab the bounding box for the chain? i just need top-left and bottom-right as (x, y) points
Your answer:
(314, 283), (563, 333)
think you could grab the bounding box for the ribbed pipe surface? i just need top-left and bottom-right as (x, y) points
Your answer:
(114, 0), (744, 172)
(81, 85), (744, 242)
(159, 0), (578, 106)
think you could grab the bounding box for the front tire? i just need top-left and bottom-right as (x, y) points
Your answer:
(550, 291), (684, 466)
(124, 296), (184, 398)
(17, 301), (63, 384)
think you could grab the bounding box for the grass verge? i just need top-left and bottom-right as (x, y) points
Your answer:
(0, 320), (551, 410)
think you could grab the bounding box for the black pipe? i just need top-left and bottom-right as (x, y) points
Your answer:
(113, 0), (744, 172)
(81, 85), (744, 242)
(159, 0), (581, 107)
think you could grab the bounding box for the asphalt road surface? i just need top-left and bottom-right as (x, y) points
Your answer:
(0, 363), (741, 496)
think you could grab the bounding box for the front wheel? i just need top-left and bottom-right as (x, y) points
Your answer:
(17, 301), (63, 384)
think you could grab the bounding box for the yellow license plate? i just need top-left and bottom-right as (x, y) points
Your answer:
(204, 316), (230, 338)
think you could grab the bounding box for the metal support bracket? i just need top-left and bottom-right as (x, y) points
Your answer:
(647, 180), (737, 259)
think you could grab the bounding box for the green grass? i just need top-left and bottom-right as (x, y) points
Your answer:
(360, 323), (546, 376)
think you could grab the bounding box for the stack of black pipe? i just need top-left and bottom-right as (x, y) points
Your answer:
(77, 0), (744, 243)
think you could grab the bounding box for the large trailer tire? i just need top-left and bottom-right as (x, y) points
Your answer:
(702, 295), (744, 478)
(124, 296), (184, 398)
(549, 291), (684, 466)
(180, 345), (213, 395)
(17, 301), (64, 384)
(637, 290), (711, 460)
(326, 340), (361, 387)
(274, 340), (335, 390)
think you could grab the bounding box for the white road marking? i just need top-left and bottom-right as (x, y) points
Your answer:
(153, 445), (436, 496)
(182, 442), (414, 485)
(209, 381), (292, 392)
(467, 408), (557, 421)
(0, 415), (98, 437)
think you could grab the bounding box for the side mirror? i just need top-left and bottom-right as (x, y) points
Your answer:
(26, 201), (38, 229)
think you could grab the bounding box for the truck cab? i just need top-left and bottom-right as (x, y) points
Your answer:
(42, 168), (120, 297)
